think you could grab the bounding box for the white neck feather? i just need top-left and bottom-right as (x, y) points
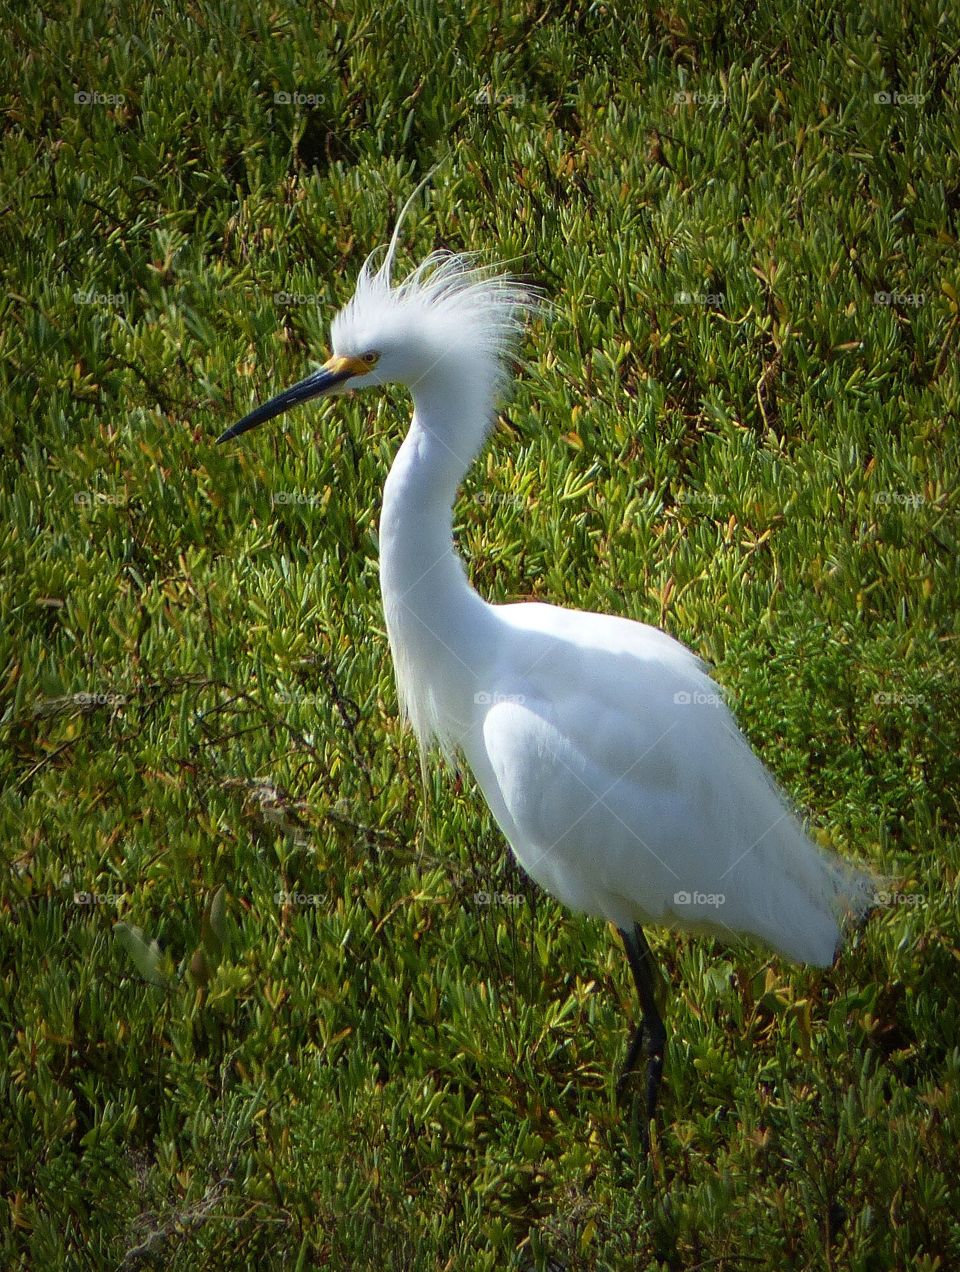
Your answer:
(379, 367), (499, 759)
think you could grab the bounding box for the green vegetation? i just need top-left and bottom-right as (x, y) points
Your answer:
(3, 0), (958, 1266)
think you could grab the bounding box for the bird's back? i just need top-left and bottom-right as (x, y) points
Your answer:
(462, 601), (875, 965)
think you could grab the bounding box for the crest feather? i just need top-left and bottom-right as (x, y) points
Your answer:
(333, 176), (540, 383)
(339, 250), (538, 384)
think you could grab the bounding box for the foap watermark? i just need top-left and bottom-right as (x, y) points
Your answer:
(874, 90), (925, 106)
(275, 890), (322, 907)
(474, 691), (526, 706)
(470, 491), (524, 508)
(873, 491), (926, 509)
(74, 490), (125, 509)
(73, 889), (124, 906)
(73, 290), (125, 309)
(674, 890), (725, 908)
(274, 91), (323, 107)
(275, 688), (324, 706)
(673, 689), (723, 707)
(473, 890), (524, 908)
(75, 691), (125, 707)
(74, 91), (125, 106)
(271, 491), (324, 507)
(873, 691), (925, 707)
(874, 290), (925, 307)
(471, 86), (526, 109)
(676, 289), (725, 308)
(273, 291), (321, 307)
(677, 490), (725, 509)
(673, 89), (726, 108)
(876, 890), (923, 907)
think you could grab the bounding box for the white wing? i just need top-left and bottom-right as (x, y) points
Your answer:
(461, 603), (872, 964)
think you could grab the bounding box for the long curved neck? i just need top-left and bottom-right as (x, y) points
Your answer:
(379, 371), (497, 754)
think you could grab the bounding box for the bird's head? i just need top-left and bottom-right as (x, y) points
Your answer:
(218, 229), (535, 445)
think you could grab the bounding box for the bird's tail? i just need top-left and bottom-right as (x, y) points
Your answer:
(741, 773), (883, 966)
(772, 830), (880, 965)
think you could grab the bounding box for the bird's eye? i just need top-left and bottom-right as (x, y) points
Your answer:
(361, 351), (379, 366)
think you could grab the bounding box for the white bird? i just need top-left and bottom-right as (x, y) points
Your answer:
(218, 191), (877, 1147)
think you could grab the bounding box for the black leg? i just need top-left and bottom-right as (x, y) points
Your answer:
(617, 924), (666, 1148)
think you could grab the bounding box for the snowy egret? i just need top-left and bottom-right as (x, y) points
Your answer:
(217, 196), (877, 1147)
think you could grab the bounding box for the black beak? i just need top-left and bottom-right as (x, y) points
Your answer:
(216, 357), (363, 443)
